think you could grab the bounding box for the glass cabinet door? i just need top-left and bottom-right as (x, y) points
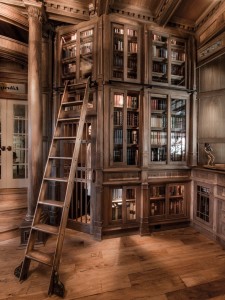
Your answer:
(170, 98), (186, 162)
(112, 23), (140, 82)
(111, 186), (137, 223)
(150, 94), (167, 162)
(112, 90), (140, 166)
(149, 185), (166, 218)
(152, 33), (168, 84)
(168, 184), (184, 215)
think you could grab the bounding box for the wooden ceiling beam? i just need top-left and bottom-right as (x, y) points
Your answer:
(155, 0), (182, 27)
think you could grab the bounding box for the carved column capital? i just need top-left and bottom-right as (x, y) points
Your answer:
(23, 0), (46, 23)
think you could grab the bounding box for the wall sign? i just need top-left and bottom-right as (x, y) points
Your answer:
(0, 82), (26, 94)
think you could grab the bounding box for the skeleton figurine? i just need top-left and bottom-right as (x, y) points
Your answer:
(204, 143), (215, 166)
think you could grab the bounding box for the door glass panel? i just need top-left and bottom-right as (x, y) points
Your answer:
(13, 104), (28, 179)
(170, 98), (186, 161)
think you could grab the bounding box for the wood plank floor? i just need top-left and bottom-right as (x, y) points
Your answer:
(1, 227), (225, 299)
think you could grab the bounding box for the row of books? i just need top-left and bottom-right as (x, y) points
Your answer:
(127, 95), (138, 109)
(152, 46), (168, 58)
(169, 185), (184, 196)
(128, 42), (138, 53)
(80, 29), (94, 38)
(127, 112), (139, 126)
(171, 116), (185, 129)
(152, 62), (167, 73)
(171, 99), (185, 111)
(114, 28), (137, 37)
(114, 110), (123, 126)
(150, 186), (165, 197)
(114, 38), (124, 51)
(152, 34), (167, 43)
(150, 199), (184, 216)
(114, 129), (123, 144)
(169, 199), (184, 214)
(151, 115), (167, 128)
(151, 131), (167, 145)
(171, 50), (185, 61)
(127, 57), (137, 69)
(151, 147), (166, 162)
(151, 99), (167, 110)
(113, 55), (124, 67)
(171, 64), (185, 76)
(127, 148), (138, 165)
(114, 27), (124, 35)
(113, 148), (138, 165)
(127, 130), (138, 144)
(113, 70), (123, 78)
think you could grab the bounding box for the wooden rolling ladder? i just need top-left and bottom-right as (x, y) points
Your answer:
(14, 77), (91, 297)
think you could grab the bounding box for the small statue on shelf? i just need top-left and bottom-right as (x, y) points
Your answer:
(204, 143), (215, 166)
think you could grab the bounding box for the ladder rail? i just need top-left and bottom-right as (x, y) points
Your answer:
(16, 77), (92, 298)
(52, 78), (90, 271)
(20, 81), (70, 261)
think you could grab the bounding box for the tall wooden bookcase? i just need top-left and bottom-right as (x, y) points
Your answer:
(55, 13), (194, 239)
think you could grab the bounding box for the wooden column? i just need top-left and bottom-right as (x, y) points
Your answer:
(24, 0), (44, 221)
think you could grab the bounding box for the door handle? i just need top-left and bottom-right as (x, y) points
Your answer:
(7, 146), (12, 151)
(1, 146), (6, 151)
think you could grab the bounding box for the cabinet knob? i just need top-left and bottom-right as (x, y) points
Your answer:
(1, 146), (6, 151)
(7, 146), (12, 151)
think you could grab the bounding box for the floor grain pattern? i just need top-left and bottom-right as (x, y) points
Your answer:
(1, 227), (225, 299)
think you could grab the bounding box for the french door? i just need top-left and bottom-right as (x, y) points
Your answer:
(0, 99), (28, 188)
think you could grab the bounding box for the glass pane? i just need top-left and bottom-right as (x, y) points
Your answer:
(150, 95), (167, 162)
(80, 29), (93, 80)
(112, 188), (122, 221)
(168, 185), (184, 215)
(126, 188), (136, 221)
(152, 34), (168, 83)
(170, 99), (186, 161)
(113, 93), (124, 163)
(13, 104), (28, 179)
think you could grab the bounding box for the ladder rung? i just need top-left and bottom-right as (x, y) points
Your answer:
(53, 136), (76, 140)
(58, 117), (80, 122)
(26, 250), (53, 266)
(49, 156), (72, 160)
(33, 223), (59, 235)
(62, 101), (83, 106)
(44, 177), (68, 182)
(68, 82), (88, 89)
(39, 199), (64, 208)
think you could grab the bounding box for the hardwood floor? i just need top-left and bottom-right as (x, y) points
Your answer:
(1, 227), (225, 299)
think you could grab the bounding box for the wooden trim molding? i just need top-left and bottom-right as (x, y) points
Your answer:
(197, 31), (225, 63)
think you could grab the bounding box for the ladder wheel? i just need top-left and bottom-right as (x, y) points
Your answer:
(14, 261), (23, 278)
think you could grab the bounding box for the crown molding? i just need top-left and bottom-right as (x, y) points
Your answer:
(155, 0), (182, 26)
